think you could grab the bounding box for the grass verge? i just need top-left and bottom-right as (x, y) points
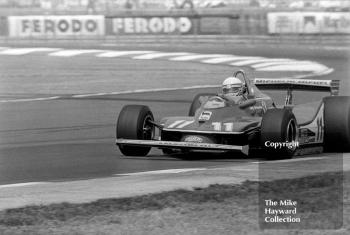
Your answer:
(0, 171), (347, 235)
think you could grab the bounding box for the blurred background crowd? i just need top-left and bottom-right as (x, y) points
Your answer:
(0, 0), (349, 13)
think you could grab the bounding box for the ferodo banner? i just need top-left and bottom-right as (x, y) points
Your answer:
(268, 12), (350, 34)
(111, 17), (192, 34)
(8, 15), (105, 37)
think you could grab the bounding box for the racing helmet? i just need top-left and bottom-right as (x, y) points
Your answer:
(222, 76), (243, 96)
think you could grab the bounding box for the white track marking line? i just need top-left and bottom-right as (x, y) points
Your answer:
(0, 48), (60, 55)
(105, 85), (221, 94)
(0, 47), (332, 75)
(1, 73), (333, 102)
(230, 58), (266, 66)
(317, 68), (334, 75)
(4, 69), (332, 103)
(257, 64), (329, 72)
(252, 156), (331, 164)
(0, 96), (61, 103)
(252, 61), (301, 68)
(323, 46), (350, 51)
(49, 49), (104, 57)
(0, 48), (333, 102)
(92, 92), (108, 96)
(230, 58), (291, 66)
(116, 168), (207, 176)
(201, 56), (261, 64)
(133, 52), (193, 60)
(0, 182), (45, 189)
(96, 51), (155, 57)
(71, 85), (220, 98)
(169, 54), (229, 61)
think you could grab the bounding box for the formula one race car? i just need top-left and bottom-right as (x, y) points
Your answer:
(116, 70), (350, 159)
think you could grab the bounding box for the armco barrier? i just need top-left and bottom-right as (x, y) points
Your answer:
(0, 16), (7, 36)
(108, 35), (350, 46)
(199, 17), (231, 34)
(241, 12), (267, 35)
(1, 35), (349, 48)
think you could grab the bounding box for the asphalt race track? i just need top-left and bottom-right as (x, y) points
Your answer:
(0, 44), (349, 185)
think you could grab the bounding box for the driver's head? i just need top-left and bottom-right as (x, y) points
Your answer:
(222, 76), (243, 96)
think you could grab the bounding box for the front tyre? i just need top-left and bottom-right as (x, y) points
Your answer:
(117, 105), (154, 156)
(260, 109), (298, 159)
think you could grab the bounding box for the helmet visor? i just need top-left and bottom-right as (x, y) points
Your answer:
(223, 85), (241, 95)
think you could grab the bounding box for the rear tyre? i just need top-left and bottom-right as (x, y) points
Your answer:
(324, 96), (350, 152)
(188, 93), (216, 116)
(260, 108), (298, 159)
(117, 105), (154, 156)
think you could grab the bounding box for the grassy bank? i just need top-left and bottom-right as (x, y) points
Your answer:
(0, 171), (347, 235)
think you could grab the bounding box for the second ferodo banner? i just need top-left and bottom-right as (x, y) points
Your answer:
(8, 15), (105, 37)
(108, 17), (193, 34)
(268, 12), (350, 34)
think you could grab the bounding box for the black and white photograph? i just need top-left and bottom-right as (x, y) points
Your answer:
(0, 0), (349, 234)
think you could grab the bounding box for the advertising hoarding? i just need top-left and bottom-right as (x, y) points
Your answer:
(8, 15), (105, 37)
(110, 17), (193, 34)
(268, 12), (350, 34)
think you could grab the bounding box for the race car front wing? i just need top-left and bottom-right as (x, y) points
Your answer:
(116, 139), (249, 155)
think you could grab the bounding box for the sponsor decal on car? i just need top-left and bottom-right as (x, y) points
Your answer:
(167, 120), (194, 129)
(198, 111), (212, 121)
(254, 78), (331, 87)
(184, 135), (203, 143)
(211, 122), (234, 132)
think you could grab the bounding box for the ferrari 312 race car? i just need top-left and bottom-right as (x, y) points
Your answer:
(116, 70), (350, 159)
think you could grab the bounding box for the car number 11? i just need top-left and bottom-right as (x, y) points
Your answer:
(212, 122), (234, 131)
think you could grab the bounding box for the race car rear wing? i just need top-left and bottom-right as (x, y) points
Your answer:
(254, 78), (340, 96)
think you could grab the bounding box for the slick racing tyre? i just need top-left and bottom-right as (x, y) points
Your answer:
(188, 93), (216, 116)
(117, 105), (154, 156)
(323, 96), (350, 152)
(260, 108), (298, 159)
